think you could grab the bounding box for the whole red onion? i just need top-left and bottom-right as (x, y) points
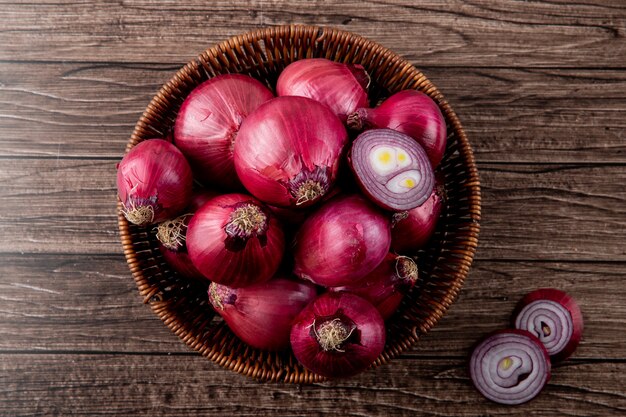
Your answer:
(209, 277), (318, 351)
(293, 194), (391, 287)
(391, 174), (445, 253)
(290, 292), (385, 379)
(117, 139), (193, 226)
(187, 193), (285, 287)
(349, 128), (435, 211)
(277, 58), (370, 121)
(348, 90), (447, 167)
(234, 96), (348, 208)
(512, 288), (583, 362)
(174, 74), (274, 189)
(332, 253), (418, 320)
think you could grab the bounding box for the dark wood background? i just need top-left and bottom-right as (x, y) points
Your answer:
(1, 1), (625, 415)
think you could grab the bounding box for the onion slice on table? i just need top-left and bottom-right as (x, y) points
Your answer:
(469, 329), (551, 405)
(512, 288), (583, 362)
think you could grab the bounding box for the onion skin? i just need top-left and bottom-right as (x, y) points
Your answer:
(234, 96), (348, 208)
(348, 128), (435, 211)
(117, 139), (193, 226)
(293, 194), (391, 287)
(187, 188), (219, 212)
(276, 58), (369, 121)
(512, 288), (583, 362)
(290, 292), (386, 378)
(209, 277), (318, 351)
(391, 174), (445, 253)
(174, 74), (274, 189)
(469, 329), (551, 405)
(347, 90), (447, 168)
(332, 253), (418, 320)
(187, 193), (285, 287)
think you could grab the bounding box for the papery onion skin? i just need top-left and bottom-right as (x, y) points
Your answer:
(290, 292), (386, 378)
(469, 329), (551, 405)
(332, 253), (418, 320)
(349, 128), (435, 211)
(234, 96), (348, 208)
(187, 193), (285, 287)
(512, 288), (583, 362)
(391, 174), (445, 253)
(117, 139), (193, 226)
(209, 277), (318, 351)
(293, 194), (391, 287)
(347, 90), (447, 167)
(187, 188), (220, 212)
(174, 74), (274, 189)
(276, 58), (370, 121)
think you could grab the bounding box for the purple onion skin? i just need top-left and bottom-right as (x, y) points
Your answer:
(290, 292), (386, 379)
(347, 90), (447, 168)
(469, 329), (551, 405)
(349, 129), (435, 211)
(209, 277), (318, 351)
(293, 194), (391, 287)
(512, 288), (583, 362)
(277, 58), (370, 122)
(117, 139), (193, 226)
(391, 174), (445, 253)
(159, 241), (206, 281)
(174, 74), (274, 190)
(332, 253), (418, 320)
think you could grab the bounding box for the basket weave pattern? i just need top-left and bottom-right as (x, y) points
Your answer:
(118, 25), (481, 383)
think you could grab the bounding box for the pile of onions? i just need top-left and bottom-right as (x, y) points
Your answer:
(117, 62), (460, 379)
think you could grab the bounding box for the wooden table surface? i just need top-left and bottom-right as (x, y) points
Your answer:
(1, 1), (625, 415)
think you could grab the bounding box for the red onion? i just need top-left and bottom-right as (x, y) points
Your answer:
(332, 253), (418, 320)
(293, 194), (391, 287)
(276, 58), (369, 121)
(209, 277), (317, 351)
(157, 214), (204, 281)
(234, 96), (348, 208)
(187, 193), (285, 287)
(347, 90), (447, 167)
(187, 188), (219, 212)
(349, 129), (435, 211)
(290, 292), (385, 378)
(174, 74), (274, 189)
(512, 288), (583, 362)
(117, 139), (193, 226)
(391, 174), (445, 253)
(469, 329), (551, 405)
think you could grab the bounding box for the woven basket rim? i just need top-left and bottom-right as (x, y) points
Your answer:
(118, 24), (481, 383)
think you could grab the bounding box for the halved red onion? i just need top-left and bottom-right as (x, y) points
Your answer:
(469, 329), (551, 405)
(349, 128), (435, 211)
(209, 277), (318, 351)
(332, 253), (418, 320)
(187, 193), (285, 287)
(234, 96), (348, 208)
(293, 194), (391, 287)
(391, 174), (445, 253)
(512, 288), (583, 362)
(347, 90), (447, 167)
(117, 139), (193, 226)
(174, 74), (274, 189)
(290, 292), (385, 378)
(276, 58), (370, 121)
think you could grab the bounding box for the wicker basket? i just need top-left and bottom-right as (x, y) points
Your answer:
(118, 24), (481, 383)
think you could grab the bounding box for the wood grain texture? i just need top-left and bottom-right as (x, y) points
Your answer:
(1, 353), (624, 417)
(2, 63), (626, 162)
(1, 254), (624, 360)
(1, 159), (625, 260)
(0, 0), (625, 68)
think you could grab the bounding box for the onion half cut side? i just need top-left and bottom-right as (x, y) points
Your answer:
(469, 329), (551, 405)
(512, 288), (583, 362)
